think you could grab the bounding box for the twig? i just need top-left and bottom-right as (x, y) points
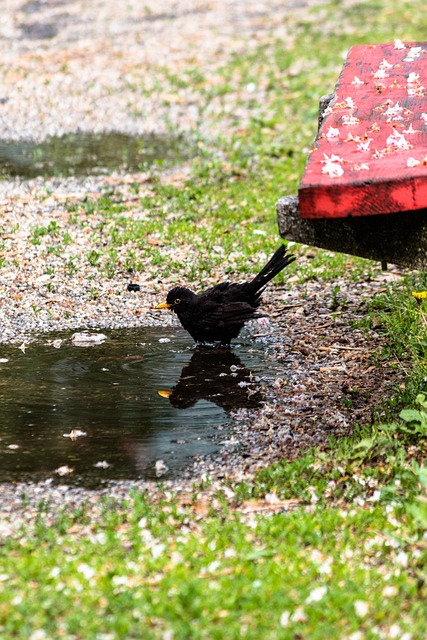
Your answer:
(318, 345), (367, 352)
(270, 303), (304, 317)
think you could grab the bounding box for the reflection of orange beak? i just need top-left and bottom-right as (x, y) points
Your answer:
(158, 390), (172, 399)
(155, 301), (171, 310)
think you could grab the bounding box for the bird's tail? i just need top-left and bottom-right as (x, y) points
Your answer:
(247, 245), (295, 294)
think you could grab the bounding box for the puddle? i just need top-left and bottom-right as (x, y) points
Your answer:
(0, 131), (192, 178)
(0, 327), (280, 487)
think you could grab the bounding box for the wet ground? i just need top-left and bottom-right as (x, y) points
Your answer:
(0, 0), (406, 522)
(0, 132), (192, 178)
(0, 278), (403, 526)
(0, 327), (280, 487)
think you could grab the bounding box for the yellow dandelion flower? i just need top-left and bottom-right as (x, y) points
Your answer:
(412, 291), (427, 301)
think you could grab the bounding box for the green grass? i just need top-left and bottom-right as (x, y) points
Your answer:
(1, 433), (426, 638)
(55, 0), (426, 283)
(364, 275), (427, 406)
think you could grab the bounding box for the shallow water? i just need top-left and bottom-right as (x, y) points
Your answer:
(0, 131), (192, 178)
(0, 327), (277, 487)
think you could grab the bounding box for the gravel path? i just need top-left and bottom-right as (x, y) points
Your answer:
(0, 0), (405, 525)
(0, 0), (321, 142)
(0, 0), (325, 343)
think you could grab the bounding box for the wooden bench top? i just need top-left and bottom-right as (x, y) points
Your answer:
(298, 41), (427, 219)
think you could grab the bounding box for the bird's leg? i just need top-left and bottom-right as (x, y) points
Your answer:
(194, 342), (215, 351)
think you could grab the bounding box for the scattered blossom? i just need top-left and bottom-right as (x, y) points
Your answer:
(403, 123), (419, 134)
(368, 489), (381, 502)
(325, 126), (340, 138)
(407, 157), (421, 168)
(342, 114), (360, 126)
(351, 76), (364, 85)
(404, 46), (422, 61)
(29, 632), (48, 640)
(356, 138), (373, 152)
(386, 129), (412, 150)
(372, 149), (385, 159)
(373, 68), (388, 79)
(77, 563), (96, 580)
(305, 585), (328, 603)
(384, 101), (403, 120)
(280, 611), (290, 628)
(151, 542), (166, 559)
(406, 71), (426, 96)
(291, 608), (308, 623)
(321, 153), (344, 178)
(345, 132), (360, 142)
(382, 585), (398, 597)
(394, 39), (406, 50)
(368, 122), (380, 133)
(395, 551), (408, 567)
(407, 72), (420, 84)
(379, 58), (393, 70)
(354, 600), (369, 617)
(408, 84), (426, 97)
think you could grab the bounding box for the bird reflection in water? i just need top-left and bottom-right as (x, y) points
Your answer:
(159, 348), (263, 412)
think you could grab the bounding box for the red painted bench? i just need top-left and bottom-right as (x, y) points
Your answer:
(277, 41), (427, 268)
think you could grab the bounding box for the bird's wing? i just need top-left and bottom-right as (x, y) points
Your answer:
(195, 282), (259, 329)
(199, 281), (251, 304)
(219, 301), (260, 324)
(199, 281), (232, 300)
(195, 299), (258, 331)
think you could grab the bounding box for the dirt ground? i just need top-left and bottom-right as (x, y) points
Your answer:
(0, 0), (406, 519)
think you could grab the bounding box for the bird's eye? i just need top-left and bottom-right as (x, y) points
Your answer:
(174, 298), (181, 305)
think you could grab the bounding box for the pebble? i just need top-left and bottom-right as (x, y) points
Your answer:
(71, 332), (108, 346)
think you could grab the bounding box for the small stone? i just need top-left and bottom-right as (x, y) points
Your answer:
(155, 460), (169, 477)
(55, 465), (74, 476)
(63, 429), (87, 440)
(71, 332), (108, 346)
(94, 460), (110, 469)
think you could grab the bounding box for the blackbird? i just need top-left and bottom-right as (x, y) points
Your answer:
(155, 245), (295, 346)
(158, 349), (263, 411)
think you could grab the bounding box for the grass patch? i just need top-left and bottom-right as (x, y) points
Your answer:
(61, 0), (427, 283)
(2, 279), (427, 636)
(365, 275), (427, 405)
(1, 435), (426, 639)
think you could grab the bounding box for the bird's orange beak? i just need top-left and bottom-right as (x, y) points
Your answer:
(158, 389), (172, 398)
(155, 301), (172, 309)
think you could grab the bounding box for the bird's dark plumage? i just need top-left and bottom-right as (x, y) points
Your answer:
(156, 245), (295, 345)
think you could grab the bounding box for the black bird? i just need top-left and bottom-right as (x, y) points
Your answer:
(158, 349), (263, 411)
(155, 245), (295, 346)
